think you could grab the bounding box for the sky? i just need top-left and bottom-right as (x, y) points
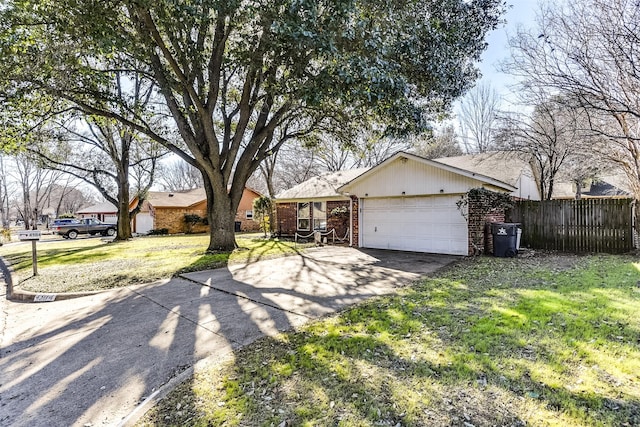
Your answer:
(474, 0), (540, 102)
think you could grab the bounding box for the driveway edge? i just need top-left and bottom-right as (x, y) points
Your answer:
(118, 352), (235, 427)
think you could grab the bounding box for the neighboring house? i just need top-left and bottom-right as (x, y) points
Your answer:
(132, 187), (262, 234)
(552, 174), (632, 199)
(77, 187), (261, 234)
(435, 151), (541, 201)
(276, 151), (521, 256)
(76, 202), (118, 223)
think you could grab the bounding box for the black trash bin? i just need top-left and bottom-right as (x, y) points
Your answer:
(491, 222), (520, 257)
(234, 221), (241, 232)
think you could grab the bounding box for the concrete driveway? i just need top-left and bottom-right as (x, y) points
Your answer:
(0, 247), (457, 427)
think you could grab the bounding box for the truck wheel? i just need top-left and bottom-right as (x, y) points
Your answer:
(67, 230), (79, 239)
(105, 228), (116, 236)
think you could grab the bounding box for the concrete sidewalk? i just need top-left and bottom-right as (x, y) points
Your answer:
(0, 247), (457, 427)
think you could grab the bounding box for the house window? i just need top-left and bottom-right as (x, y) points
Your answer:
(297, 202), (310, 230)
(245, 210), (253, 219)
(313, 201), (327, 231)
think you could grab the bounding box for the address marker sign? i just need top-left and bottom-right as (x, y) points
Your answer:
(18, 230), (41, 277)
(18, 230), (41, 241)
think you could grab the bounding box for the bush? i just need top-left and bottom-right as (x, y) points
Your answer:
(184, 214), (203, 233)
(148, 228), (169, 235)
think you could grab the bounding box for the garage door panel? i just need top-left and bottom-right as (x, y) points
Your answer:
(361, 196), (467, 255)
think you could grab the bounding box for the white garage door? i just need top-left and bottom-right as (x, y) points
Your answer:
(361, 196), (468, 255)
(135, 213), (154, 234)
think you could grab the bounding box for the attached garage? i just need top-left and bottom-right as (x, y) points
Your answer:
(339, 152), (517, 255)
(360, 195), (468, 255)
(134, 212), (154, 234)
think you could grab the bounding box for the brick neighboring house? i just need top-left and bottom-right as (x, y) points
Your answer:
(274, 168), (369, 245)
(131, 187), (262, 234)
(79, 188), (261, 235)
(276, 151), (540, 256)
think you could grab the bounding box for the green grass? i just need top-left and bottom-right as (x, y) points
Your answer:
(0, 233), (311, 293)
(138, 253), (640, 427)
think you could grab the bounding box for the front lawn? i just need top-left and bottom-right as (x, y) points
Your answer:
(0, 234), (310, 293)
(139, 253), (640, 427)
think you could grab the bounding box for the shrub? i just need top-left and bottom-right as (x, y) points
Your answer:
(184, 214), (202, 233)
(0, 228), (10, 245)
(148, 228), (169, 235)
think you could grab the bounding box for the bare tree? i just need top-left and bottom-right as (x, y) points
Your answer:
(503, 0), (640, 198)
(0, 155), (10, 228)
(36, 114), (164, 239)
(412, 125), (463, 159)
(10, 154), (63, 228)
(269, 141), (323, 195)
(156, 158), (204, 192)
(458, 82), (501, 153)
(496, 95), (589, 200)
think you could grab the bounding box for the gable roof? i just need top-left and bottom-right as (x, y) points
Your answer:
(146, 188), (207, 208)
(139, 187), (261, 208)
(339, 151), (516, 193)
(276, 168), (369, 201)
(77, 201), (117, 214)
(433, 151), (533, 188)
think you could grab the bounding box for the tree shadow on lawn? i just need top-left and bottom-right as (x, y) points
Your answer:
(1, 241), (112, 272)
(147, 254), (640, 426)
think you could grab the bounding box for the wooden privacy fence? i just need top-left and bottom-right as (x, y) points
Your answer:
(508, 198), (635, 253)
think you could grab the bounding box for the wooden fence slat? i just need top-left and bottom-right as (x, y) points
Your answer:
(510, 198), (634, 253)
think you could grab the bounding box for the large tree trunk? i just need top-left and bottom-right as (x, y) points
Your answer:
(203, 175), (238, 252)
(114, 164), (133, 240)
(116, 184), (133, 240)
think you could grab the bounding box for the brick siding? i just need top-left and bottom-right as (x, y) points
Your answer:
(467, 191), (507, 255)
(351, 196), (359, 247)
(146, 189), (261, 234)
(154, 207), (209, 234)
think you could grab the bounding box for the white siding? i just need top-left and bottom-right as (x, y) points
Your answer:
(345, 157), (487, 197)
(512, 171), (541, 200)
(360, 195), (468, 255)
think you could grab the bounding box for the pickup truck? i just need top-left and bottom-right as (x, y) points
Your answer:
(51, 218), (117, 239)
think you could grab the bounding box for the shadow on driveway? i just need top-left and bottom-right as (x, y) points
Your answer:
(0, 246), (457, 426)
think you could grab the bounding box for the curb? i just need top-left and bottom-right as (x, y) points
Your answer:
(8, 289), (107, 302)
(117, 353), (234, 427)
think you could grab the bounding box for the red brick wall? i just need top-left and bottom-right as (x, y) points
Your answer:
(467, 191), (507, 255)
(155, 207), (208, 234)
(351, 196), (359, 247)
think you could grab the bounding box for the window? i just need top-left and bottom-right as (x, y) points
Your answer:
(313, 201), (327, 231)
(245, 210), (253, 219)
(297, 202), (310, 230)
